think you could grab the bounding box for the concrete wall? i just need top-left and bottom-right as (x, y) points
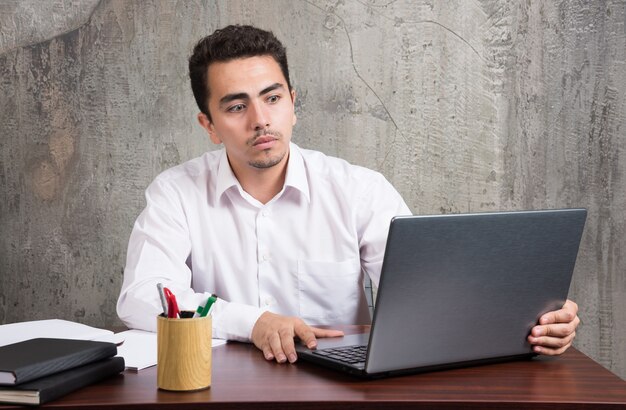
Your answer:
(0, 0), (624, 379)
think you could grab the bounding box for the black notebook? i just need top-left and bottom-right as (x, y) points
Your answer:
(0, 356), (125, 405)
(0, 338), (117, 385)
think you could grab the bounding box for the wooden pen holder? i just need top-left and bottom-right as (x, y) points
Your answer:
(156, 313), (212, 391)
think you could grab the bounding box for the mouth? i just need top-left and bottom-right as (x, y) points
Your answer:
(252, 135), (278, 150)
(253, 135), (277, 146)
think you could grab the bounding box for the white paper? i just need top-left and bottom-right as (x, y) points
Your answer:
(115, 329), (227, 371)
(114, 330), (157, 371)
(0, 319), (115, 347)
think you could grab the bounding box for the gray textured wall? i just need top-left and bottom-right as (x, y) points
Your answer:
(0, 0), (624, 379)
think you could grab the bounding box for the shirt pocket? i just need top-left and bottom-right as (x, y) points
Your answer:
(296, 258), (362, 322)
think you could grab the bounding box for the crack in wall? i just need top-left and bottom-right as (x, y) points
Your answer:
(355, 0), (401, 8)
(354, 0), (486, 62)
(304, 0), (409, 169)
(337, 13), (409, 142)
(304, 0), (488, 168)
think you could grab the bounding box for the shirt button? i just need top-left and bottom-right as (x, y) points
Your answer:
(262, 254), (270, 261)
(261, 210), (269, 217)
(263, 297), (273, 307)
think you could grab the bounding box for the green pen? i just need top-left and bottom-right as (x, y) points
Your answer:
(195, 294), (217, 317)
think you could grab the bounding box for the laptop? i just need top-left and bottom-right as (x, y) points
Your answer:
(295, 208), (587, 378)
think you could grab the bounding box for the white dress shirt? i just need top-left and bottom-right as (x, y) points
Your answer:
(117, 143), (411, 341)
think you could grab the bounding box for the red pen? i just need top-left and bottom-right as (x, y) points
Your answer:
(163, 287), (180, 318)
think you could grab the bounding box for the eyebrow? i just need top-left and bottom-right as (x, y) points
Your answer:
(218, 83), (285, 108)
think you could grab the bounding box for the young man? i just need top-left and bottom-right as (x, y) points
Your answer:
(117, 25), (580, 364)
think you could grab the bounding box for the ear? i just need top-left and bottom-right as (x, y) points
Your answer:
(290, 89), (297, 126)
(197, 112), (222, 145)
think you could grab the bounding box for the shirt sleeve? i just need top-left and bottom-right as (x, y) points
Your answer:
(355, 172), (412, 288)
(116, 177), (264, 341)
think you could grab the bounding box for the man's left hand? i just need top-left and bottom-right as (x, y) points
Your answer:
(528, 299), (580, 355)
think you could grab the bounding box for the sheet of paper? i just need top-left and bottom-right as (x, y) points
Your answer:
(115, 330), (157, 371)
(0, 319), (115, 347)
(115, 329), (227, 371)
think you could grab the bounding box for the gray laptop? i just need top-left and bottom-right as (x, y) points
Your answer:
(295, 208), (587, 378)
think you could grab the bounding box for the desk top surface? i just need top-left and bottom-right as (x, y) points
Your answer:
(3, 325), (626, 409)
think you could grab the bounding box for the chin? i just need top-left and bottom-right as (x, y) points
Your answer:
(250, 150), (287, 169)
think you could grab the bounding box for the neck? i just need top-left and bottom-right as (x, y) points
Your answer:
(230, 153), (289, 205)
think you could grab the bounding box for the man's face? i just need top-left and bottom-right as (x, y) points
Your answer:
(199, 56), (297, 174)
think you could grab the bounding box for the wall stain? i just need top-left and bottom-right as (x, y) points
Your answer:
(31, 160), (60, 201)
(30, 127), (77, 201)
(49, 131), (75, 173)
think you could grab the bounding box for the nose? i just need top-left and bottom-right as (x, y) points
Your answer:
(249, 101), (270, 131)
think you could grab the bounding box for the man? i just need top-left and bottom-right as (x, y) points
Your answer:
(117, 25), (580, 364)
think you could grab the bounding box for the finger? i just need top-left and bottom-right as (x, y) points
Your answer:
(532, 323), (574, 338)
(261, 345), (275, 361)
(528, 331), (575, 349)
(253, 332), (275, 361)
(278, 327), (298, 363)
(532, 315), (580, 338)
(533, 338), (573, 356)
(294, 322), (319, 349)
(540, 309), (575, 325)
(268, 332), (287, 363)
(564, 299), (579, 313)
(311, 327), (345, 338)
(540, 300), (578, 325)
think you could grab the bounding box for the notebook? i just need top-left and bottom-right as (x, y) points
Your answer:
(0, 338), (117, 385)
(0, 357), (125, 406)
(295, 208), (587, 378)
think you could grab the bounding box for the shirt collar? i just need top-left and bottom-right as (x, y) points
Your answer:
(284, 143), (310, 203)
(215, 142), (310, 203)
(216, 149), (239, 200)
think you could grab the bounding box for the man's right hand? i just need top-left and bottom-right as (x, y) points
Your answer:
(251, 311), (344, 364)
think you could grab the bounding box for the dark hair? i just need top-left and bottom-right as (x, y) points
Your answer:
(188, 25), (292, 120)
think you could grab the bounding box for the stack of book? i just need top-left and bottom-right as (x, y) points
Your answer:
(0, 338), (125, 405)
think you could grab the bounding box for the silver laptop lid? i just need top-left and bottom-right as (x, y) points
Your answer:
(365, 208), (586, 374)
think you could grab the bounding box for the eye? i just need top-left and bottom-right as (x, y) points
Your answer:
(228, 104), (245, 113)
(267, 95), (280, 104)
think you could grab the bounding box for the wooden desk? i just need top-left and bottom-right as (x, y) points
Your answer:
(3, 326), (626, 409)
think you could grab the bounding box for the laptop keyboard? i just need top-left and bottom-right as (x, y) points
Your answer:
(312, 345), (367, 365)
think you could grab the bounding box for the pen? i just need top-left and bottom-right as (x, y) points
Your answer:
(194, 294), (217, 318)
(163, 287), (180, 318)
(156, 283), (168, 317)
